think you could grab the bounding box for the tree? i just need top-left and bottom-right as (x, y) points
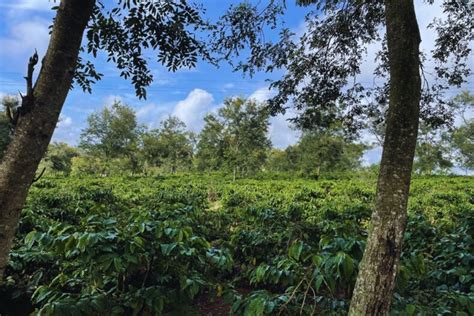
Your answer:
(80, 101), (141, 158)
(450, 121), (474, 173)
(195, 97), (271, 178)
(221, 98), (271, 178)
(448, 91), (473, 174)
(79, 101), (143, 174)
(213, 0), (472, 313)
(265, 148), (292, 172)
(298, 132), (366, 177)
(195, 114), (226, 172)
(265, 133), (367, 177)
(453, 91), (474, 124)
(42, 142), (79, 175)
(414, 126), (453, 175)
(142, 116), (194, 173)
(0, 0), (213, 282)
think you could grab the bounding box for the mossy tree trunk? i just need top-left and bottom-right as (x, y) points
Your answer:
(0, 0), (95, 283)
(348, 0), (421, 314)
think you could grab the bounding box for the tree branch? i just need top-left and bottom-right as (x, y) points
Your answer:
(31, 167), (46, 184)
(25, 50), (38, 97)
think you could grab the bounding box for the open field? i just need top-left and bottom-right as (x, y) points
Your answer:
(1, 175), (473, 315)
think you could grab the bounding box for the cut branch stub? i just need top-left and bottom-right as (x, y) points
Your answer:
(21, 50), (39, 113)
(26, 50), (38, 96)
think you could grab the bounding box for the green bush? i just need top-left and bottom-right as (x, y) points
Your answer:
(1, 175), (472, 315)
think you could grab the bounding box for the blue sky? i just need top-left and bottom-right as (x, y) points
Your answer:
(0, 0), (472, 166)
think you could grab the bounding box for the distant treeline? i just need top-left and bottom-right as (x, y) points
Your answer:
(1, 93), (472, 178)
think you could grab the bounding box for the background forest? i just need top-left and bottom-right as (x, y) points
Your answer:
(1, 91), (472, 179)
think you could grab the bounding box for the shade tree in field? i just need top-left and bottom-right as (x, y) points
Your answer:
(450, 121), (474, 174)
(142, 116), (195, 173)
(79, 100), (143, 174)
(414, 126), (453, 175)
(0, 0), (220, 281)
(414, 91), (473, 175)
(448, 91), (474, 174)
(212, 0), (473, 313)
(195, 97), (271, 178)
(297, 132), (367, 177)
(265, 132), (367, 177)
(195, 114), (226, 172)
(41, 142), (79, 176)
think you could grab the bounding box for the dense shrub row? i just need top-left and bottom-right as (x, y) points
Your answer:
(0, 175), (472, 315)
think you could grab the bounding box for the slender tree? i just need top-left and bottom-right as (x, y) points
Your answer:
(79, 101), (141, 160)
(212, 0), (473, 313)
(0, 0), (213, 282)
(196, 97), (271, 178)
(142, 116), (194, 173)
(42, 142), (79, 175)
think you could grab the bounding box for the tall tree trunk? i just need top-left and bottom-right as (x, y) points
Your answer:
(348, 0), (421, 314)
(0, 0), (95, 283)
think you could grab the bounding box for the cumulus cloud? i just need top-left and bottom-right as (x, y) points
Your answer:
(269, 111), (300, 149)
(1, 0), (55, 11)
(248, 87), (276, 103)
(52, 115), (79, 145)
(248, 86), (300, 148)
(172, 89), (214, 132)
(0, 19), (50, 60)
(136, 102), (174, 128)
(102, 95), (123, 108)
(57, 115), (72, 128)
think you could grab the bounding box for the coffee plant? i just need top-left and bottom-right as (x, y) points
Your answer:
(0, 175), (472, 315)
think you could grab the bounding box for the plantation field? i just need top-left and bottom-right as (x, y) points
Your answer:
(0, 175), (473, 315)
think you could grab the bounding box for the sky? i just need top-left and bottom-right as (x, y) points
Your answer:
(0, 0), (472, 166)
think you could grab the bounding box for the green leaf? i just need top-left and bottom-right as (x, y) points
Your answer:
(406, 304), (416, 315)
(161, 243), (177, 255)
(288, 240), (303, 261)
(244, 297), (266, 316)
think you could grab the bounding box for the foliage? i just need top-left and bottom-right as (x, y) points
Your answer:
(41, 142), (79, 175)
(450, 121), (474, 173)
(265, 133), (366, 177)
(212, 1), (473, 135)
(1, 175), (472, 315)
(414, 126), (453, 175)
(0, 95), (18, 159)
(79, 100), (143, 173)
(196, 98), (271, 177)
(75, 0), (214, 97)
(142, 116), (195, 173)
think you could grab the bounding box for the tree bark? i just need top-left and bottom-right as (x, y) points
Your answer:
(0, 0), (95, 283)
(348, 0), (421, 315)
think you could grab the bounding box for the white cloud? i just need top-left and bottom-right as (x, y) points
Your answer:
(172, 89), (214, 132)
(1, 0), (55, 11)
(136, 102), (174, 128)
(0, 19), (50, 60)
(249, 87), (275, 103)
(57, 115), (72, 128)
(362, 147), (382, 166)
(269, 110), (300, 149)
(248, 86), (300, 148)
(52, 115), (79, 145)
(102, 95), (122, 108)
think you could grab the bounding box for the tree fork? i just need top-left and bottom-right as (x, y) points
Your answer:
(348, 0), (421, 314)
(0, 0), (95, 283)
